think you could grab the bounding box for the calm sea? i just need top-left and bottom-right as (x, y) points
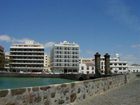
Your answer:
(0, 77), (74, 89)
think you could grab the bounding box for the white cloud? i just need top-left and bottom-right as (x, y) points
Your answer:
(0, 35), (12, 42)
(0, 34), (38, 44)
(44, 42), (55, 48)
(131, 44), (140, 48)
(12, 38), (36, 44)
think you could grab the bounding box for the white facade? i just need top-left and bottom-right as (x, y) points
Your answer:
(79, 58), (95, 74)
(99, 54), (128, 74)
(79, 63), (95, 74)
(110, 57), (128, 74)
(10, 41), (44, 72)
(50, 41), (79, 74)
(128, 65), (140, 73)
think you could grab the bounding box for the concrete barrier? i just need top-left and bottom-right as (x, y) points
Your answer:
(0, 73), (136, 105)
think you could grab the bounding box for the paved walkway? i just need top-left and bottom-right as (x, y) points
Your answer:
(77, 78), (140, 105)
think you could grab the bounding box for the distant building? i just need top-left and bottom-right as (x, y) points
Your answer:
(128, 65), (140, 73)
(79, 58), (93, 64)
(10, 41), (44, 72)
(79, 58), (95, 74)
(110, 54), (128, 74)
(44, 54), (51, 72)
(50, 41), (80, 74)
(80, 54), (128, 74)
(0, 45), (5, 70)
(97, 54), (128, 74)
(4, 53), (10, 71)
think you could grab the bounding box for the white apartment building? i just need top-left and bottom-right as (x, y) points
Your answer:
(110, 54), (128, 74)
(98, 54), (128, 74)
(50, 41), (80, 74)
(10, 41), (44, 72)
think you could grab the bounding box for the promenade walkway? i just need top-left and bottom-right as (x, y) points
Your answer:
(77, 78), (140, 105)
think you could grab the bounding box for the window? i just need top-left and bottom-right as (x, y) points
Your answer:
(101, 66), (104, 70)
(81, 66), (84, 70)
(101, 62), (104, 65)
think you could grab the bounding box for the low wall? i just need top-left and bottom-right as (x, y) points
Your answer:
(0, 73), (136, 105)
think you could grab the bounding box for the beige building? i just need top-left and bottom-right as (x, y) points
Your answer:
(44, 54), (51, 72)
(10, 41), (44, 72)
(4, 53), (10, 71)
(0, 45), (5, 70)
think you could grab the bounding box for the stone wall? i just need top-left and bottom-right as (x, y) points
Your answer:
(0, 73), (136, 105)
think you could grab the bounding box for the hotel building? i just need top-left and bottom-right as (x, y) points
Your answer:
(50, 41), (80, 74)
(0, 45), (5, 70)
(10, 41), (44, 72)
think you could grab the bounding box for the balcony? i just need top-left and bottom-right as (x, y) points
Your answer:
(10, 62), (43, 65)
(10, 54), (44, 57)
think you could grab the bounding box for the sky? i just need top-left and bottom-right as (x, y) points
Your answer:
(0, 0), (140, 64)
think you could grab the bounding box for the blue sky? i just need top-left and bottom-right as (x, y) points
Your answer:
(0, 0), (140, 64)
